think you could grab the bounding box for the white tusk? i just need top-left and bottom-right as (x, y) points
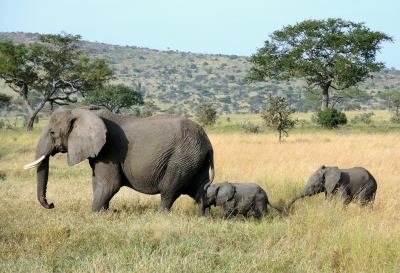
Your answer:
(23, 155), (46, 170)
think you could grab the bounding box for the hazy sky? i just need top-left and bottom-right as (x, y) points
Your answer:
(1, 0), (399, 69)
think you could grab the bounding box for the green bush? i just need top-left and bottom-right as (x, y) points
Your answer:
(317, 108), (347, 129)
(196, 103), (219, 126)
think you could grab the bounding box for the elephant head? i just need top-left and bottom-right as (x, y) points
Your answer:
(24, 108), (107, 209)
(289, 165), (341, 207)
(205, 182), (235, 208)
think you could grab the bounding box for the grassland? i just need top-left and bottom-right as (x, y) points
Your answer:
(0, 112), (399, 272)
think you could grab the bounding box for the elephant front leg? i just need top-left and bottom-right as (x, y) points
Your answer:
(221, 202), (236, 219)
(198, 196), (211, 216)
(92, 179), (119, 212)
(220, 206), (230, 219)
(341, 188), (352, 207)
(90, 159), (121, 212)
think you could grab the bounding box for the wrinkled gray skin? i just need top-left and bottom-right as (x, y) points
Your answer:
(204, 182), (280, 219)
(31, 107), (214, 214)
(289, 165), (377, 208)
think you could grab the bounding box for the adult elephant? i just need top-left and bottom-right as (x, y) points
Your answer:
(288, 165), (377, 208)
(24, 107), (215, 215)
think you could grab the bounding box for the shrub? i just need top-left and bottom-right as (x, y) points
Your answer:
(196, 103), (219, 126)
(390, 112), (400, 123)
(317, 108), (347, 129)
(239, 120), (261, 133)
(310, 113), (319, 124)
(351, 112), (374, 124)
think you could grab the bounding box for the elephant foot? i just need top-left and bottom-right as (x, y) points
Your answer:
(97, 208), (119, 214)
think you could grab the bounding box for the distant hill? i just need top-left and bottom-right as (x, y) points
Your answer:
(1, 31), (400, 116)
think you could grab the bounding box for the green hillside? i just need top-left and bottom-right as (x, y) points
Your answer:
(1, 32), (400, 116)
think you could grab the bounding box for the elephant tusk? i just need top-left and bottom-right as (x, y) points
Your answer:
(23, 155), (46, 170)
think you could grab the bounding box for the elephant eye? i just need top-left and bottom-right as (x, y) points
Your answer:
(50, 130), (55, 135)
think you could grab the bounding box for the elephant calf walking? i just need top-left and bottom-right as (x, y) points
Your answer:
(204, 182), (281, 219)
(288, 165), (377, 208)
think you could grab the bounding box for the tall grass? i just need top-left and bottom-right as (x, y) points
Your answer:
(0, 120), (399, 272)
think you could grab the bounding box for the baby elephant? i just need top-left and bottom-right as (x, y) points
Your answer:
(204, 182), (280, 219)
(289, 165), (377, 208)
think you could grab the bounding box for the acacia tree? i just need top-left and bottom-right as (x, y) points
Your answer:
(0, 32), (115, 130)
(261, 94), (297, 142)
(82, 85), (144, 113)
(246, 18), (393, 111)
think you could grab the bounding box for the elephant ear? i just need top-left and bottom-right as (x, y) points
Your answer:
(67, 109), (107, 166)
(216, 182), (235, 206)
(324, 167), (341, 194)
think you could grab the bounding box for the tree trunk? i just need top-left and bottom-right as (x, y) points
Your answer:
(321, 87), (329, 111)
(25, 102), (43, 131)
(26, 114), (35, 131)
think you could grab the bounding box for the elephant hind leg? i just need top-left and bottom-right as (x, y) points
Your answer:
(358, 190), (376, 208)
(159, 192), (180, 211)
(255, 198), (268, 218)
(157, 169), (188, 210)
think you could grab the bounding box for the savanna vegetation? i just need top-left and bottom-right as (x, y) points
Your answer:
(1, 31), (400, 120)
(0, 19), (399, 272)
(1, 111), (399, 272)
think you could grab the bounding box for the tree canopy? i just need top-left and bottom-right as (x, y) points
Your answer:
(246, 18), (393, 111)
(0, 32), (115, 130)
(82, 85), (144, 113)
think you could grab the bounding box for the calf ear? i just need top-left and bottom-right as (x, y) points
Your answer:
(67, 109), (107, 166)
(324, 167), (341, 195)
(216, 182), (235, 206)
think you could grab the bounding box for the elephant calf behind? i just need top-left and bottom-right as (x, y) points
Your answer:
(289, 165), (377, 208)
(204, 181), (280, 219)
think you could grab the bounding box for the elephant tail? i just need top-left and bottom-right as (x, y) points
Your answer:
(204, 149), (215, 191)
(195, 149), (215, 204)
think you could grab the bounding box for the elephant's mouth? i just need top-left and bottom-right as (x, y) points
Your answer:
(55, 145), (67, 153)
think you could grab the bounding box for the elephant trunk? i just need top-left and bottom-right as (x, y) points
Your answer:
(288, 184), (325, 208)
(30, 128), (56, 209)
(288, 192), (307, 208)
(36, 155), (54, 209)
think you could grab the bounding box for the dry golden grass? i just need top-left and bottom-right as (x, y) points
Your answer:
(0, 124), (399, 272)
